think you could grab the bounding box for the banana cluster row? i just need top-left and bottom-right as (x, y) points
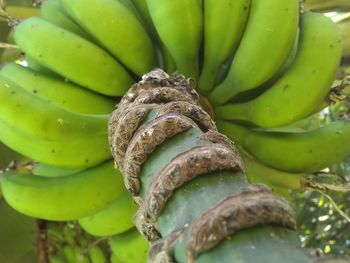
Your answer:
(0, 0), (348, 261)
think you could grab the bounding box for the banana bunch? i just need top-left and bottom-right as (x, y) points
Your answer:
(0, 0), (349, 261)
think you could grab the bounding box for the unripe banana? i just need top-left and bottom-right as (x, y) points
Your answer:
(218, 120), (350, 173)
(209, 0), (299, 104)
(109, 228), (149, 263)
(217, 13), (342, 127)
(88, 246), (107, 263)
(198, 0), (251, 94)
(130, 0), (157, 37)
(79, 192), (137, 237)
(40, 0), (93, 41)
(240, 149), (303, 191)
(0, 63), (116, 114)
(129, 0), (176, 73)
(32, 163), (84, 177)
(60, 0), (156, 76)
(14, 17), (132, 96)
(146, 0), (202, 78)
(0, 76), (110, 168)
(0, 161), (125, 220)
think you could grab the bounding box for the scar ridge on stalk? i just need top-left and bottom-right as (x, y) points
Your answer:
(109, 69), (297, 262)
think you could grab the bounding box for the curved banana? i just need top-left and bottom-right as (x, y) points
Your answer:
(198, 0), (251, 94)
(0, 161), (125, 220)
(14, 17), (133, 96)
(109, 228), (149, 263)
(40, 0), (93, 41)
(146, 0), (202, 78)
(89, 246), (107, 263)
(129, 0), (176, 73)
(0, 76), (110, 168)
(0, 63), (116, 114)
(130, 0), (157, 37)
(216, 12), (342, 127)
(209, 0), (299, 104)
(218, 120), (350, 173)
(60, 0), (156, 76)
(79, 191), (137, 237)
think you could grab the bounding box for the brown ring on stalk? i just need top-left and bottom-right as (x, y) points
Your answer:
(186, 184), (296, 263)
(123, 113), (200, 195)
(109, 104), (159, 169)
(134, 204), (162, 241)
(143, 144), (244, 222)
(120, 69), (198, 105)
(148, 228), (185, 262)
(134, 87), (197, 105)
(158, 101), (217, 132)
(200, 130), (242, 164)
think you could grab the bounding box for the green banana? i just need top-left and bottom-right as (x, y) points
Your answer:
(79, 191), (137, 237)
(40, 0), (93, 41)
(0, 161), (125, 220)
(60, 0), (156, 76)
(0, 76), (110, 168)
(218, 120), (350, 173)
(32, 163), (84, 177)
(129, 0), (176, 73)
(198, 0), (251, 94)
(240, 149), (303, 191)
(14, 17), (132, 96)
(88, 246), (107, 263)
(109, 228), (149, 263)
(63, 246), (89, 263)
(217, 12), (342, 127)
(0, 63), (116, 114)
(146, 0), (202, 78)
(209, 0), (299, 104)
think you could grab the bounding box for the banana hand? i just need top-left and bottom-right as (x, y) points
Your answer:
(217, 12), (342, 127)
(0, 76), (110, 168)
(0, 63), (116, 114)
(218, 120), (350, 173)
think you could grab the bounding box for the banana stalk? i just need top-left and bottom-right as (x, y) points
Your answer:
(108, 69), (324, 263)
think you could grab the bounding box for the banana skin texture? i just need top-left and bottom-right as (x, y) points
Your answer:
(79, 192), (137, 237)
(0, 161), (125, 221)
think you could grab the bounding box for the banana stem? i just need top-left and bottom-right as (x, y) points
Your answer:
(109, 69), (320, 263)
